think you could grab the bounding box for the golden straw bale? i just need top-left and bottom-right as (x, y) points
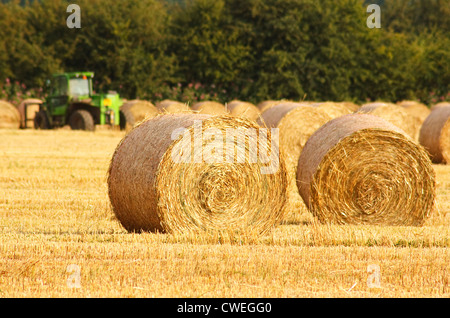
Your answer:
(156, 99), (191, 114)
(419, 105), (450, 164)
(226, 100), (261, 121)
(17, 98), (43, 129)
(312, 102), (353, 119)
(257, 103), (332, 220)
(397, 100), (431, 123)
(358, 102), (422, 141)
(0, 100), (20, 129)
(120, 100), (159, 131)
(338, 101), (360, 112)
(431, 102), (450, 111)
(192, 101), (228, 115)
(257, 100), (287, 113)
(297, 113), (436, 226)
(108, 114), (288, 234)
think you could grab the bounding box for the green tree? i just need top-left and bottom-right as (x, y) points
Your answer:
(169, 0), (252, 99)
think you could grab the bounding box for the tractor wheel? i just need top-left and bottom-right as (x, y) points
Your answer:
(69, 110), (95, 131)
(34, 110), (49, 130)
(119, 108), (135, 131)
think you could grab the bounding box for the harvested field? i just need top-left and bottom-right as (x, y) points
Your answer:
(0, 129), (450, 297)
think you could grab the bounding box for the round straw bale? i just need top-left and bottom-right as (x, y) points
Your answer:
(431, 102), (450, 111)
(297, 113), (436, 226)
(108, 114), (288, 234)
(397, 100), (430, 123)
(257, 103), (332, 161)
(257, 103), (332, 218)
(120, 100), (159, 131)
(0, 100), (20, 129)
(419, 105), (450, 164)
(257, 100), (288, 113)
(226, 100), (261, 121)
(17, 98), (43, 129)
(157, 99), (191, 113)
(192, 101), (228, 115)
(358, 102), (422, 141)
(338, 101), (360, 112)
(312, 102), (353, 119)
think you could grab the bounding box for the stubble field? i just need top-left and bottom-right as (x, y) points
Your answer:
(1, 129), (449, 298)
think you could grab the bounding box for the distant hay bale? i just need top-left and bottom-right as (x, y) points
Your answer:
(156, 99), (191, 113)
(17, 98), (43, 129)
(338, 101), (360, 112)
(226, 100), (261, 121)
(297, 114), (436, 226)
(312, 102), (353, 119)
(397, 100), (430, 123)
(0, 100), (20, 129)
(257, 103), (332, 160)
(108, 114), (288, 234)
(257, 100), (286, 113)
(257, 103), (332, 217)
(192, 101), (228, 115)
(431, 102), (450, 111)
(120, 100), (159, 131)
(419, 105), (450, 164)
(358, 102), (422, 141)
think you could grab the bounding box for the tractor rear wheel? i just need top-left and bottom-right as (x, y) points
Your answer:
(34, 110), (49, 130)
(69, 110), (95, 131)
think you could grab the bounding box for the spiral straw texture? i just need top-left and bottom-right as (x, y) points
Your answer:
(108, 114), (288, 234)
(297, 114), (436, 226)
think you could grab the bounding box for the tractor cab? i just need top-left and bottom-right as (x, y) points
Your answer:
(34, 72), (123, 131)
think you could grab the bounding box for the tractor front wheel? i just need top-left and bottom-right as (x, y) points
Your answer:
(69, 110), (95, 131)
(34, 110), (49, 130)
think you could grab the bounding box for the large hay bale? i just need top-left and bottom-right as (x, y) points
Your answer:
(358, 102), (422, 141)
(297, 114), (436, 226)
(0, 100), (20, 129)
(108, 114), (288, 234)
(192, 101), (228, 115)
(257, 103), (332, 219)
(156, 99), (191, 113)
(312, 102), (353, 119)
(397, 100), (430, 123)
(17, 98), (43, 129)
(226, 100), (261, 121)
(120, 100), (159, 131)
(419, 105), (450, 164)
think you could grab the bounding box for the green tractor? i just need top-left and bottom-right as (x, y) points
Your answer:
(33, 72), (123, 131)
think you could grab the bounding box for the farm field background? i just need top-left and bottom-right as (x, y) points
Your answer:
(1, 129), (450, 298)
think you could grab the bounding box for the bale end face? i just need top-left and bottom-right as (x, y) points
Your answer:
(297, 114), (436, 226)
(108, 114), (288, 235)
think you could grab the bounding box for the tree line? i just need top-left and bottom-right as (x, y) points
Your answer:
(0, 0), (448, 105)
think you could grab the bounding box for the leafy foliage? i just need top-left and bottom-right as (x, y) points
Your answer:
(0, 0), (448, 104)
